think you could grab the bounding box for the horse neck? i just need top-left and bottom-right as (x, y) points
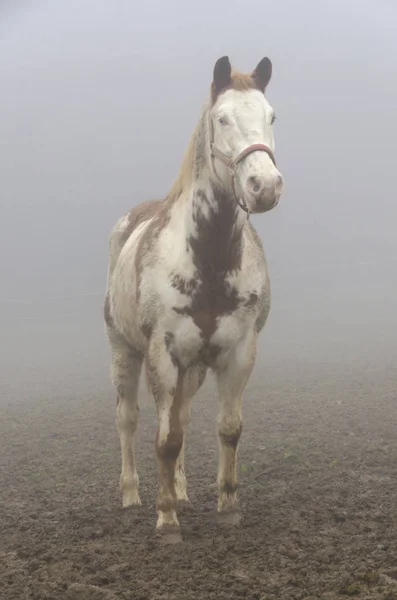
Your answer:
(179, 107), (246, 277)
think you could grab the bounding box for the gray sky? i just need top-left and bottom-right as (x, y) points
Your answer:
(1, 0), (396, 314)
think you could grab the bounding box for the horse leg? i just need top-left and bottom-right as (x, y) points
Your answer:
(174, 397), (191, 505)
(215, 332), (257, 523)
(109, 332), (143, 507)
(146, 344), (185, 534)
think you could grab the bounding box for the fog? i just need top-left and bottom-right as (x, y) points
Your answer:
(1, 0), (396, 399)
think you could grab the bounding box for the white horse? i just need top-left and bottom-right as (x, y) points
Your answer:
(105, 56), (284, 540)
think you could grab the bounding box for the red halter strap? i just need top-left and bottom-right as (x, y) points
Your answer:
(209, 119), (277, 214)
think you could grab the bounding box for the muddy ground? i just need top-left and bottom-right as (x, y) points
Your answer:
(1, 356), (396, 600)
(1, 270), (397, 600)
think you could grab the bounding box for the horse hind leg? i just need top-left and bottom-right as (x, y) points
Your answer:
(174, 399), (190, 506)
(110, 332), (143, 507)
(144, 360), (189, 505)
(174, 365), (207, 506)
(145, 361), (206, 510)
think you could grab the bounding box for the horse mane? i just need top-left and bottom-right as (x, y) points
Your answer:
(166, 122), (199, 201)
(228, 71), (256, 91)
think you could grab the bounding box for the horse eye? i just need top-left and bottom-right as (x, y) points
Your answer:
(271, 114), (276, 125)
(218, 117), (228, 126)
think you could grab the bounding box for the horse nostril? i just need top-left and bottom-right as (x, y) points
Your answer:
(248, 176), (263, 195)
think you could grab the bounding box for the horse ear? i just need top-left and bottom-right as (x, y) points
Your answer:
(252, 57), (272, 92)
(212, 56), (232, 97)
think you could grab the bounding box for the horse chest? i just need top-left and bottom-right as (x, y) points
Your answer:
(168, 274), (258, 367)
(173, 277), (241, 336)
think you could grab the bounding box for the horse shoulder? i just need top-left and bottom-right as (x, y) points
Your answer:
(240, 222), (271, 330)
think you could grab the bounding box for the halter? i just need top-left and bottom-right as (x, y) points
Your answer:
(209, 118), (277, 216)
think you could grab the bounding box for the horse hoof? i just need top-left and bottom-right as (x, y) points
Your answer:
(122, 498), (142, 509)
(121, 487), (142, 508)
(218, 511), (241, 528)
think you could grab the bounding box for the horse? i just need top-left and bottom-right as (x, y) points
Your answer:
(104, 55), (284, 540)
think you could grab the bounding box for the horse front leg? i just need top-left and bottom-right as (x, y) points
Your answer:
(215, 331), (257, 524)
(147, 341), (187, 538)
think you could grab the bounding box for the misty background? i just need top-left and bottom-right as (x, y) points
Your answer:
(1, 0), (396, 402)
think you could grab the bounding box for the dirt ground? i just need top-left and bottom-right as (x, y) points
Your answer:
(1, 352), (396, 600)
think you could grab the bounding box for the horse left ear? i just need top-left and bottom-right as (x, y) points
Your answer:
(252, 57), (272, 92)
(212, 56), (232, 101)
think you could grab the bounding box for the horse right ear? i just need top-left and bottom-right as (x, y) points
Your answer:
(212, 56), (232, 100)
(252, 57), (272, 92)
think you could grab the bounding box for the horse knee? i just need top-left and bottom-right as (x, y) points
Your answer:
(116, 401), (139, 434)
(218, 416), (242, 449)
(156, 429), (183, 461)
